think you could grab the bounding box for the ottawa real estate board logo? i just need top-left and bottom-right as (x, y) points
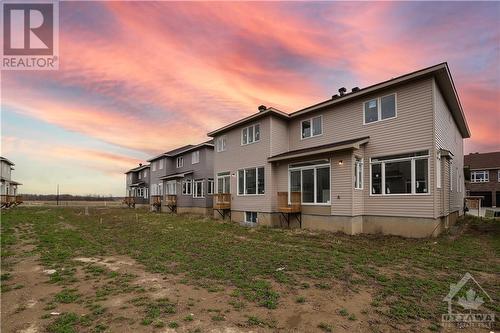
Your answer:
(1, 0), (59, 70)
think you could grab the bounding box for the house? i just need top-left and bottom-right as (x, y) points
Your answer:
(124, 163), (150, 207)
(208, 63), (470, 238)
(464, 151), (500, 207)
(147, 141), (214, 215)
(0, 156), (23, 208)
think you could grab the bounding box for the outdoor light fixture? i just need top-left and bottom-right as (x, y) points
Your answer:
(338, 160), (343, 165)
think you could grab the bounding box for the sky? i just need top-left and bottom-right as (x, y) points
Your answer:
(1, 1), (499, 196)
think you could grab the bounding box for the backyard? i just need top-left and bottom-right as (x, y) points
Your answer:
(1, 207), (498, 333)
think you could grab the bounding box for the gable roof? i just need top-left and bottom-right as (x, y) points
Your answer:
(147, 140), (214, 162)
(207, 63), (470, 138)
(125, 164), (150, 174)
(464, 151), (500, 169)
(0, 156), (14, 166)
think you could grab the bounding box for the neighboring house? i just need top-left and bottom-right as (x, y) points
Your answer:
(0, 156), (23, 207)
(125, 163), (150, 205)
(464, 152), (500, 207)
(208, 63), (470, 238)
(147, 141), (214, 215)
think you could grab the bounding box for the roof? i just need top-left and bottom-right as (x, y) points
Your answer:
(464, 151), (500, 170)
(207, 63), (470, 139)
(207, 107), (289, 137)
(0, 156), (14, 166)
(159, 170), (193, 180)
(125, 164), (150, 174)
(268, 136), (370, 162)
(147, 140), (214, 162)
(130, 181), (146, 187)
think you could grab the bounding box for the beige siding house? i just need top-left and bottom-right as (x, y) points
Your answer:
(208, 63), (470, 237)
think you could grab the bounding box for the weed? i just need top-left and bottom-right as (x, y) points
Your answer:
(318, 322), (333, 332)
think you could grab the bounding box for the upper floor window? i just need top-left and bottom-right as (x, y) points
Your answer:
(176, 157), (183, 168)
(159, 159), (164, 169)
(354, 158), (363, 190)
(364, 94), (396, 124)
(138, 172), (142, 180)
(216, 136), (227, 152)
(152, 161), (156, 172)
(241, 124), (260, 145)
(143, 170), (148, 178)
(192, 151), (200, 164)
(301, 116), (322, 139)
(471, 170), (489, 183)
(370, 150), (429, 195)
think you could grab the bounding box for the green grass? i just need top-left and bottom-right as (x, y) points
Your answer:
(2, 207), (499, 330)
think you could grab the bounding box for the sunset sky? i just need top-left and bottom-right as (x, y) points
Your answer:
(1, 1), (499, 196)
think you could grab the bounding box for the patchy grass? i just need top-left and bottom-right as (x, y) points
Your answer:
(1, 207), (499, 331)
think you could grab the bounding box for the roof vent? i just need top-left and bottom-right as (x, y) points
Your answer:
(331, 94), (339, 99)
(351, 87), (360, 92)
(139, 163), (142, 167)
(258, 105), (267, 112)
(338, 87), (347, 96)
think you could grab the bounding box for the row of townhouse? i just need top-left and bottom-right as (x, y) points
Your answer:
(125, 63), (470, 238)
(1, 156), (23, 208)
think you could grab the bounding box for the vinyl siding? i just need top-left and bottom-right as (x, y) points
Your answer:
(434, 79), (464, 217)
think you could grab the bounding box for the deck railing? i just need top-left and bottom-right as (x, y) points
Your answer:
(277, 192), (301, 213)
(1, 195), (23, 208)
(164, 195), (177, 206)
(151, 195), (162, 204)
(214, 193), (231, 210)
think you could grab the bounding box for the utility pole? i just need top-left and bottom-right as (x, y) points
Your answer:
(56, 184), (59, 206)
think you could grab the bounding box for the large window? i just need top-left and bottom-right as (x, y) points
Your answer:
(166, 180), (176, 195)
(355, 158), (363, 190)
(217, 172), (230, 194)
(370, 151), (429, 195)
(241, 124), (260, 145)
(301, 115), (322, 139)
(193, 180), (204, 198)
(364, 94), (396, 124)
(238, 167), (265, 195)
(216, 136), (227, 152)
(471, 170), (489, 183)
(289, 160), (330, 204)
(207, 179), (214, 195)
(182, 179), (192, 195)
(176, 157), (183, 168)
(192, 151), (200, 164)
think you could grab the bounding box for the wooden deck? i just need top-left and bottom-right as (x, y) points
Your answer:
(164, 195), (177, 213)
(151, 195), (162, 212)
(277, 192), (302, 228)
(1, 195), (23, 208)
(123, 196), (135, 208)
(214, 193), (231, 210)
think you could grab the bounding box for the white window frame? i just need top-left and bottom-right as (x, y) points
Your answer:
(192, 151), (200, 164)
(471, 170), (489, 183)
(300, 115), (323, 139)
(144, 188), (149, 199)
(182, 179), (192, 195)
(369, 151), (430, 196)
(166, 180), (177, 195)
(498, 170), (500, 182)
(216, 136), (227, 152)
(159, 159), (164, 170)
(363, 93), (397, 125)
(436, 151), (442, 188)
(245, 211), (258, 224)
(138, 172), (142, 180)
(193, 180), (204, 198)
(216, 172), (230, 194)
(241, 123), (260, 145)
(288, 160), (331, 205)
(354, 157), (363, 190)
(176, 157), (184, 168)
(152, 161), (156, 172)
(207, 179), (214, 195)
(237, 166), (265, 196)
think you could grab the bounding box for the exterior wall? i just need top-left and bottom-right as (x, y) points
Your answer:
(125, 167), (150, 201)
(465, 169), (500, 207)
(0, 161), (12, 181)
(149, 157), (167, 199)
(433, 79), (465, 216)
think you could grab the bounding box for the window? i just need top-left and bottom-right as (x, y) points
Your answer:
(138, 172), (142, 180)
(137, 188), (143, 197)
(166, 180), (176, 195)
(152, 161), (156, 172)
(355, 158), (363, 190)
(450, 164), (453, 192)
(471, 170), (489, 183)
(370, 150), (429, 195)
(216, 136), (227, 152)
(193, 180), (204, 198)
(301, 116), (322, 139)
(207, 179), (214, 195)
(245, 212), (257, 224)
(289, 160), (330, 204)
(241, 124), (260, 145)
(143, 170), (148, 178)
(158, 183), (163, 196)
(498, 170), (500, 182)
(364, 94), (396, 124)
(176, 157), (183, 168)
(217, 172), (230, 193)
(238, 167), (265, 195)
(182, 179), (192, 195)
(145, 188), (149, 199)
(191, 151), (200, 164)
(159, 159), (164, 170)
(436, 152), (442, 188)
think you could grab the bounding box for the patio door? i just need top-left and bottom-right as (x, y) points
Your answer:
(217, 172), (230, 194)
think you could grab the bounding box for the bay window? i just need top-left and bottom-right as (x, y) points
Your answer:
(238, 167), (265, 195)
(289, 160), (330, 204)
(370, 151), (429, 195)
